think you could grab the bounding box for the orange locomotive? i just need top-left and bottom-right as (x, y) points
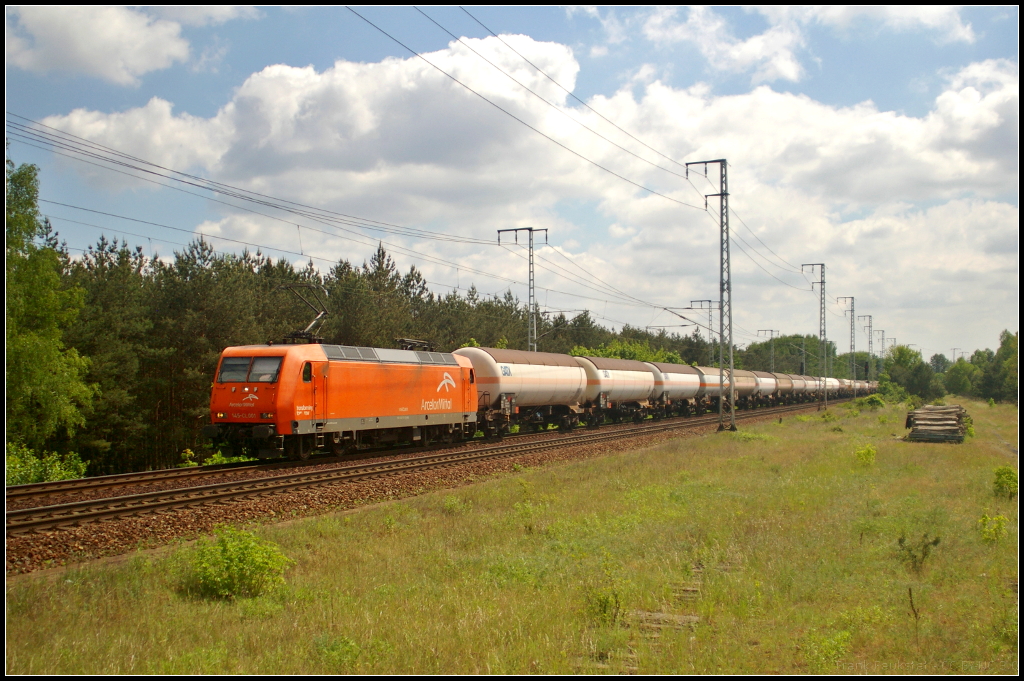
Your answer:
(203, 343), (478, 459)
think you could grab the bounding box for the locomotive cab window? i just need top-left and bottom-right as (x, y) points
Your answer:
(218, 357), (251, 382)
(249, 356), (283, 383)
(217, 356), (284, 383)
(469, 369), (475, 384)
(302, 362), (313, 382)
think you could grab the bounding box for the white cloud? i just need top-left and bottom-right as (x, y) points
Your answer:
(643, 6), (976, 84)
(644, 6), (805, 83)
(6, 7), (189, 86)
(5, 6), (259, 85)
(41, 97), (232, 183)
(149, 6), (261, 27)
(38, 42), (1018, 350)
(771, 6), (976, 44)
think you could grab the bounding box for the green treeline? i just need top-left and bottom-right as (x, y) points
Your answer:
(5, 158), (1018, 476)
(8, 158), (716, 474)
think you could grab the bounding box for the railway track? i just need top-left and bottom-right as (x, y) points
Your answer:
(7, 401), (839, 536)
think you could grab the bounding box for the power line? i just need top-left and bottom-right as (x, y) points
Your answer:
(344, 6), (706, 212)
(7, 113), (492, 245)
(459, 6), (692, 173)
(413, 6), (694, 183)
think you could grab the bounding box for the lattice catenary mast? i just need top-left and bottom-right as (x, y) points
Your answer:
(802, 263), (826, 410)
(498, 227), (548, 352)
(687, 159), (735, 431)
(838, 296), (855, 398)
(859, 314), (873, 381)
(690, 299), (716, 366)
(758, 329), (780, 372)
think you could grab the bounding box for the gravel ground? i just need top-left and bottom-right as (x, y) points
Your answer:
(6, 411), (801, 575)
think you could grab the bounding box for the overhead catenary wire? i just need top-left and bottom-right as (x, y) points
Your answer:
(6, 114), (492, 245)
(8, 6), (855, 346)
(459, 5), (691, 173)
(344, 6), (706, 212)
(413, 6), (694, 184)
(9, 115), (728, 318)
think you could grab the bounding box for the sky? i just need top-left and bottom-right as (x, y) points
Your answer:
(5, 6), (1019, 360)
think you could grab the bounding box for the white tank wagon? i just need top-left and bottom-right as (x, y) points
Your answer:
(731, 369), (759, 407)
(645, 362), (702, 416)
(825, 377), (842, 396)
(694, 366), (729, 397)
(453, 347), (586, 435)
(787, 374), (815, 403)
(574, 356), (656, 424)
(772, 373), (794, 403)
(752, 371), (779, 406)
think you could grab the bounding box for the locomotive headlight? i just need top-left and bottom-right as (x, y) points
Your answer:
(216, 412), (226, 419)
(261, 413), (275, 420)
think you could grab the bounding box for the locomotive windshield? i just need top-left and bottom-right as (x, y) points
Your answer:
(217, 356), (283, 383)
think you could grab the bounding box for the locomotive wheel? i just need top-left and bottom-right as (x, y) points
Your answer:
(286, 436), (312, 461)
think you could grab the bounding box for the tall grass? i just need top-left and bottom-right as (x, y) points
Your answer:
(6, 400), (1017, 674)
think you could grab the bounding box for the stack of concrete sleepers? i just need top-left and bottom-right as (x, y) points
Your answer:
(904, 405), (968, 443)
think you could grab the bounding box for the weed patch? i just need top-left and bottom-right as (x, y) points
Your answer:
(834, 605), (895, 630)
(176, 525), (293, 599)
(441, 495), (470, 515)
(6, 442), (87, 485)
(897, 533), (941, 575)
(803, 629), (851, 672)
(855, 444), (877, 466)
(582, 556), (626, 626)
(993, 466), (1018, 499)
(729, 431), (776, 443)
(977, 514), (1008, 543)
(314, 634), (361, 670)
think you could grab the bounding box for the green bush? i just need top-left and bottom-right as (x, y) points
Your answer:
(314, 634), (362, 669)
(855, 444), (876, 466)
(803, 630), (851, 672)
(897, 533), (941, 575)
(178, 526), (293, 599)
(729, 431), (776, 443)
(993, 466), (1018, 499)
(441, 495), (469, 515)
(5, 442), (87, 485)
(977, 514), (1008, 543)
(178, 448), (255, 468)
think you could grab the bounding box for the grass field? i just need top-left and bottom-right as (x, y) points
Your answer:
(6, 399), (1018, 674)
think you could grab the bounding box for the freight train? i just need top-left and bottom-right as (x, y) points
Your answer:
(203, 342), (876, 459)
